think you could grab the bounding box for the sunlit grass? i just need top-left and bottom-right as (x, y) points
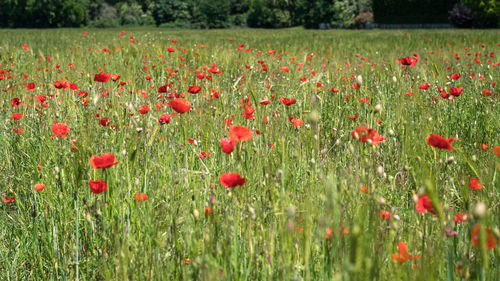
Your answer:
(0, 27), (498, 280)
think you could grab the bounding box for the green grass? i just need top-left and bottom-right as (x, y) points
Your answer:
(0, 27), (498, 280)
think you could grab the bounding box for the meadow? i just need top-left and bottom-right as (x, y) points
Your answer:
(0, 27), (498, 280)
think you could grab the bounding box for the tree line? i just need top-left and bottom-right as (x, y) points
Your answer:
(0, 0), (498, 28)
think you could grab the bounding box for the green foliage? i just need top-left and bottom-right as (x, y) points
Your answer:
(151, 0), (191, 26)
(461, 0), (500, 27)
(0, 0), (496, 29)
(199, 0), (231, 28)
(373, 0), (458, 24)
(296, 0), (335, 29)
(247, 0), (293, 28)
(333, 0), (358, 28)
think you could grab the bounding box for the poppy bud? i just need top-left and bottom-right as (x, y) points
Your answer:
(474, 202), (486, 218)
(356, 75), (363, 85)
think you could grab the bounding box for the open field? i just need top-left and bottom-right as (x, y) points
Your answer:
(0, 28), (498, 280)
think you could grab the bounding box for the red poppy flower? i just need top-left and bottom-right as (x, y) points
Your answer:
(26, 82), (35, 91)
(351, 126), (387, 145)
(469, 177), (482, 190)
(242, 104), (255, 120)
(259, 97), (271, 105)
(471, 224), (497, 250)
(54, 80), (70, 89)
(426, 134), (456, 151)
(36, 95), (46, 103)
(168, 98), (191, 113)
(220, 137), (235, 154)
(219, 173), (246, 188)
(204, 207), (213, 216)
(493, 145), (500, 157)
(99, 118), (110, 126)
(94, 72), (111, 82)
(400, 57), (417, 66)
(454, 212), (468, 223)
(90, 153), (120, 169)
(449, 87), (463, 97)
(111, 73), (120, 81)
(229, 125), (254, 142)
(280, 66), (290, 73)
(138, 105), (150, 114)
(380, 210), (391, 220)
(51, 121), (70, 138)
(188, 85), (201, 94)
(34, 184), (45, 192)
(318, 228), (331, 240)
(289, 116), (304, 127)
(279, 98), (296, 106)
(158, 84), (169, 93)
(416, 194), (437, 216)
(158, 113), (171, 125)
(391, 242), (421, 264)
(89, 180), (108, 194)
(2, 196), (14, 204)
(12, 113), (22, 120)
(12, 98), (22, 107)
(451, 73), (460, 80)
(135, 193), (148, 202)
(419, 83), (430, 90)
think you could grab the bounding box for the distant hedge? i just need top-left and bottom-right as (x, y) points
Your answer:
(373, 0), (458, 24)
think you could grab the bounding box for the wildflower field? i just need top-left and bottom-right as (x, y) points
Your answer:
(0, 28), (498, 280)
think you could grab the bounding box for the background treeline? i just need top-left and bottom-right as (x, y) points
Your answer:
(0, 0), (498, 28)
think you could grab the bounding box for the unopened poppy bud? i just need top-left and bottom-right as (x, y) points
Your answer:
(389, 129), (395, 136)
(447, 156), (455, 164)
(377, 166), (384, 175)
(308, 110), (320, 123)
(374, 104), (382, 113)
(393, 215), (400, 221)
(193, 209), (199, 219)
(136, 127), (143, 133)
(249, 207), (256, 220)
(353, 132), (360, 140)
(286, 205), (296, 217)
(392, 76), (397, 83)
(471, 155), (477, 161)
(474, 202), (486, 218)
(356, 75), (363, 85)
(412, 194), (419, 203)
(379, 197), (386, 205)
(335, 139), (341, 146)
(352, 225), (360, 235)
